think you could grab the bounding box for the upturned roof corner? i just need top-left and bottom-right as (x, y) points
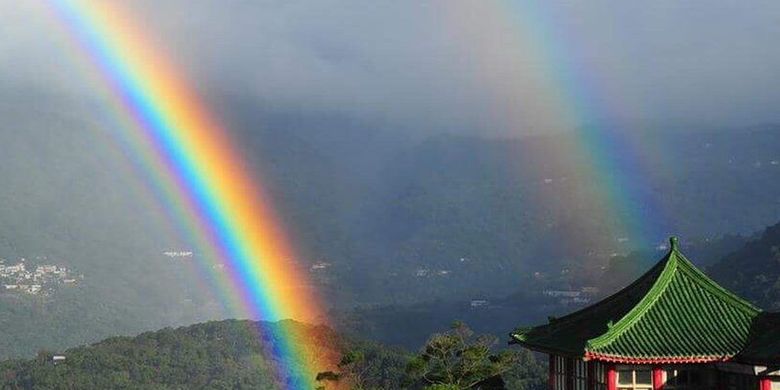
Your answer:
(512, 237), (764, 364)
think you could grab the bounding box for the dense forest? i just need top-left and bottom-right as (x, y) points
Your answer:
(0, 320), (350, 389)
(0, 319), (545, 390)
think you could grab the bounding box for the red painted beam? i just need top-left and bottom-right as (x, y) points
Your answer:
(760, 377), (771, 390)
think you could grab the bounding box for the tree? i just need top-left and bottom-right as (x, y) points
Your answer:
(317, 350), (369, 389)
(406, 322), (517, 389)
(316, 345), (410, 390)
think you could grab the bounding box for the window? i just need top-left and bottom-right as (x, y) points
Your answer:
(572, 359), (587, 390)
(553, 356), (567, 390)
(665, 368), (714, 390)
(550, 356), (590, 390)
(617, 367), (653, 390)
(592, 362), (608, 390)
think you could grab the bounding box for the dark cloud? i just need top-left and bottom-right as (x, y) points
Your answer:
(1, 0), (780, 134)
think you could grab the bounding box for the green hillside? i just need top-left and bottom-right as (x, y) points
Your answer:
(0, 319), (545, 390)
(0, 320), (345, 389)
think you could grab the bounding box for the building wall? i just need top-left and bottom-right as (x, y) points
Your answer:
(550, 355), (608, 390)
(547, 355), (763, 390)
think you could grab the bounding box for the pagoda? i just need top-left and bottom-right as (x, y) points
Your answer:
(511, 237), (780, 390)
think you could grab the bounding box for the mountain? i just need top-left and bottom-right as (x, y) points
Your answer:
(325, 126), (780, 305)
(0, 319), (345, 389)
(0, 319), (545, 390)
(595, 234), (750, 295)
(708, 222), (780, 310)
(0, 102), (223, 359)
(4, 95), (780, 359)
(335, 233), (751, 350)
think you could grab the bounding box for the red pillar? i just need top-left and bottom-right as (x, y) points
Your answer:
(760, 377), (771, 390)
(607, 364), (617, 390)
(549, 355), (555, 390)
(653, 366), (664, 390)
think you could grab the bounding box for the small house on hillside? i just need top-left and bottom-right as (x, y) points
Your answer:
(511, 237), (780, 390)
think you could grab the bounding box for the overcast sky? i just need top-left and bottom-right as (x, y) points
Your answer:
(2, 0), (780, 135)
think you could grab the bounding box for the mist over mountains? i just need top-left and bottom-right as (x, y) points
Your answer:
(229, 108), (780, 306)
(2, 89), (780, 359)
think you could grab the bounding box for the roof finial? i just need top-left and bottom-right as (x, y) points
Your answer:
(670, 236), (679, 251)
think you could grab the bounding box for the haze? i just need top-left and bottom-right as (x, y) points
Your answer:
(1, 0), (780, 135)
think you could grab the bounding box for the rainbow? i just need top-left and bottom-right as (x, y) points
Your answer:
(439, 1), (671, 250)
(42, 0), (333, 387)
(37, 0), (677, 386)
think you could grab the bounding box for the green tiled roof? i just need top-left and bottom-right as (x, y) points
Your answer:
(511, 238), (762, 363)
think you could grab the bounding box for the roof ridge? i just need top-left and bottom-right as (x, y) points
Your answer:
(512, 237), (762, 360)
(672, 247), (761, 314)
(585, 242), (679, 351)
(585, 238), (761, 354)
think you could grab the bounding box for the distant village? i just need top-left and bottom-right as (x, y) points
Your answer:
(307, 251), (608, 311)
(0, 257), (80, 296)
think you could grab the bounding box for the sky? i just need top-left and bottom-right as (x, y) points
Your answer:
(1, 0), (780, 136)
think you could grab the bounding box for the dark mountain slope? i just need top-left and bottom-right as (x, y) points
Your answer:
(0, 318), (546, 390)
(0, 320), (347, 389)
(708, 222), (780, 310)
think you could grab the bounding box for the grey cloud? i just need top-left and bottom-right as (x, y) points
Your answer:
(2, 0), (780, 134)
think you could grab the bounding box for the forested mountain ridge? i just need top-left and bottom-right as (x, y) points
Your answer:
(334, 231), (755, 350)
(0, 104), (220, 359)
(6, 224), (778, 389)
(708, 221), (780, 310)
(0, 320), (344, 389)
(0, 319), (546, 390)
